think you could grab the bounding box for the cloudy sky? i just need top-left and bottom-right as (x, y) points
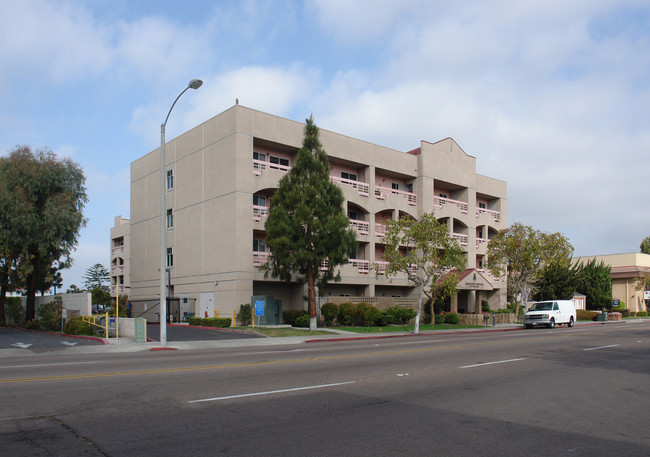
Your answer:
(1, 0), (648, 291)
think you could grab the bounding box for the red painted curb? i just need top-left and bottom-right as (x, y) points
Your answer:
(151, 347), (178, 351)
(15, 327), (110, 344)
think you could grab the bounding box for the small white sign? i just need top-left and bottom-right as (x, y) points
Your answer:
(644, 290), (650, 300)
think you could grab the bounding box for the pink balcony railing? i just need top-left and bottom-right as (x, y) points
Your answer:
(476, 207), (501, 222)
(375, 185), (417, 205)
(375, 261), (417, 276)
(111, 265), (124, 274)
(253, 159), (291, 175)
(320, 258), (369, 274)
(375, 223), (387, 238)
(452, 233), (468, 246)
(476, 237), (487, 248)
(331, 176), (370, 196)
(111, 245), (124, 256)
(253, 205), (269, 222)
(253, 251), (270, 267)
(350, 219), (369, 236)
(433, 196), (468, 213)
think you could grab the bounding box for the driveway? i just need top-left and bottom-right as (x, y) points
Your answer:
(146, 323), (265, 342)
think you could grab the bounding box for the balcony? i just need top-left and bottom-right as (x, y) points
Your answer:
(375, 223), (387, 238)
(375, 185), (417, 206)
(476, 207), (501, 222)
(253, 251), (270, 267)
(331, 176), (370, 197)
(320, 258), (370, 274)
(452, 233), (468, 247)
(350, 219), (369, 236)
(111, 245), (124, 256)
(476, 237), (487, 249)
(111, 265), (124, 275)
(253, 159), (291, 175)
(434, 196), (468, 214)
(253, 205), (269, 222)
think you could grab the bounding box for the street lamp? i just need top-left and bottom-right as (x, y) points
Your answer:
(160, 78), (202, 347)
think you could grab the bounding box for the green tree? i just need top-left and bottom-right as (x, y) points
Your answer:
(641, 236), (650, 255)
(380, 213), (466, 334)
(573, 259), (612, 310)
(82, 263), (110, 292)
(66, 284), (83, 294)
(263, 116), (357, 331)
(487, 223), (573, 318)
(533, 256), (576, 301)
(0, 147), (87, 321)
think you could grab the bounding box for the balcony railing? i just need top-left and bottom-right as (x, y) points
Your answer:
(111, 265), (124, 274)
(375, 223), (387, 238)
(375, 261), (417, 276)
(331, 176), (370, 196)
(253, 205), (269, 222)
(111, 245), (124, 256)
(253, 159), (291, 175)
(452, 233), (468, 246)
(433, 196), (468, 213)
(476, 207), (501, 222)
(350, 219), (369, 236)
(375, 185), (417, 205)
(476, 237), (487, 248)
(253, 251), (270, 267)
(320, 258), (369, 274)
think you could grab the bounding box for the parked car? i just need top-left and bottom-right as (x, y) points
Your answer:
(524, 300), (576, 329)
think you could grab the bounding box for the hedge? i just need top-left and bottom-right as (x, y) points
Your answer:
(201, 317), (232, 327)
(64, 317), (95, 336)
(577, 309), (598, 321)
(283, 309), (308, 326)
(321, 302), (339, 326)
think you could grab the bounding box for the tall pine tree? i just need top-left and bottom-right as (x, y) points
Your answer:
(264, 115), (357, 330)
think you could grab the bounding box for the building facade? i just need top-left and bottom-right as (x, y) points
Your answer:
(573, 253), (650, 312)
(109, 215), (130, 297)
(121, 105), (508, 320)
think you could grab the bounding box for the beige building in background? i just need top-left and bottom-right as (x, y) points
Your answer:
(116, 105), (508, 321)
(109, 215), (130, 297)
(573, 253), (650, 312)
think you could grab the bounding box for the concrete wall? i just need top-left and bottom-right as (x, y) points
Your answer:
(25, 293), (92, 319)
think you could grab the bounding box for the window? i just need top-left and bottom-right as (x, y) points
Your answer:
(341, 171), (357, 181)
(253, 195), (266, 206)
(253, 151), (266, 161)
(478, 229), (483, 238)
(166, 247), (173, 268)
(253, 239), (266, 252)
(439, 193), (448, 199)
(391, 182), (399, 191)
(166, 209), (173, 229)
(478, 202), (487, 209)
(348, 210), (357, 220)
(166, 169), (174, 190)
(406, 183), (413, 193)
(269, 155), (289, 167)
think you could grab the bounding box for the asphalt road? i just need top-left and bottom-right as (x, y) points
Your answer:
(0, 327), (104, 351)
(1, 322), (648, 456)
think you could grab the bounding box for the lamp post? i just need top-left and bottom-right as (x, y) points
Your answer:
(160, 78), (203, 347)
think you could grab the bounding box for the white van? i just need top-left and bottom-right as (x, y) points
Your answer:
(524, 300), (576, 329)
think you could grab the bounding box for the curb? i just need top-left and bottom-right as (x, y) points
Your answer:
(304, 326), (522, 343)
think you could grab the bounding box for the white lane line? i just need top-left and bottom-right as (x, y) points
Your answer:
(583, 344), (620, 351)
(188, 381), (357, 403)
(0, 361), (99, 369)
(460, 358), (526, 369)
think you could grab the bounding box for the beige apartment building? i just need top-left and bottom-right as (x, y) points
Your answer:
(573, 253), (650, 312)
(116, 105), (508, 321)
(109, 215), (130, 297)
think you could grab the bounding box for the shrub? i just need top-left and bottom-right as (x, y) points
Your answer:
(64, 317), (94, 336)
(433, 300), (446, 315)
(24, 320), (43, 330)
(443, 312), (459, 325)
(238, 303), (252, 326)
(637, 311), (648, 317)
(375, 311), (395, 326)
(387, 306), (416, 325)
(188, 316), (202, 326)
(481, 300), (490, 313)
(495, 308), (514, 314)
(5, 297), (24, 326)
(38, 297), (63, 331)
(434, 314), (444, 324)
(577, 309), (598, 321)
(201, 317), (231, 327)
(294, 314), (311, 327)
(355, 302), (377, 326)
(283, 309), (309, 326)
(338, 302), (356, 326)
(620, 308), (630, 317)
(320, 302), (339, 326)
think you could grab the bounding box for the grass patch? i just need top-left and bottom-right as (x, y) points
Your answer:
(234, 327), (333, 337)
(339, 324), (483, 333)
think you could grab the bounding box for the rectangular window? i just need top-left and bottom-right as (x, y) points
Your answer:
(347, 210), (357, 220)
(253, 195), (266, 206)
(253, 151), (266, 161)
(166, 208), (173, 229)
(166, 169), (174, 190)
(439, 193), (448, 199)
(253, 239), (266, 252)
(406, 183), (413, 193)
(166, 247), (173, 267)
(341, 171), (357, 181)
(391, 182), (399, 191)
(269, 155), (289, 167)
(478, 202), (487, 209)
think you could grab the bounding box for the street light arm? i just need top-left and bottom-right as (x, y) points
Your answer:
(163, 79), (203, 128)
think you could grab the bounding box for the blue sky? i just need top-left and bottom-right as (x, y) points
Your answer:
(1, 0), (649, 292)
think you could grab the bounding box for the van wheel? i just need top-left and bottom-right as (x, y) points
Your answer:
(568, 317), (574, 327)
(548, 318), (555, 329)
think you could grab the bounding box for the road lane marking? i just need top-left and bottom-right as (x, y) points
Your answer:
(188, 381), (356, 403)
(460, 358), (526, 369)
(0, 361), (100, 369)
(10, 342), (32, 349)
(583, 344), (620, 351)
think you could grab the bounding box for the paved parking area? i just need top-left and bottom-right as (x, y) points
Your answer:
(0, 327), (104, 351)
(146, 323), (266, 342)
